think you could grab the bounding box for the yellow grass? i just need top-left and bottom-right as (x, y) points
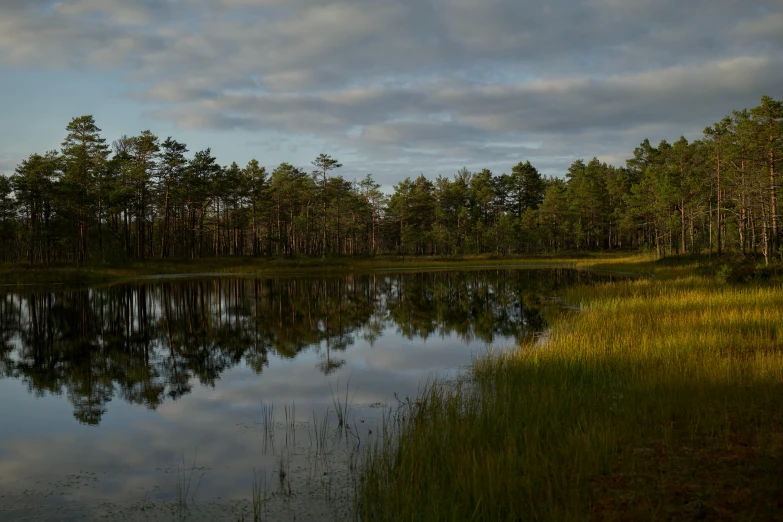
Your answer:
(358, 257), (783, 521)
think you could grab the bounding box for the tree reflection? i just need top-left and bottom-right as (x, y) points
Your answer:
(0, 269), (605, 424)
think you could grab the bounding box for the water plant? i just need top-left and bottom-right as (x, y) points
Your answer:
(311, 409), (331, 456)
(358, 260), (783, 520)
(283, 402), (296, 447)
(251, 469), (267, 522)
(260, 402), (275, 454)
(330, 377), (357, 436)
(175, 449), (204, 513)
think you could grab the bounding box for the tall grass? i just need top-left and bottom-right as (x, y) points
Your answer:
(358, 262), (783, 521)
(251, 469), (268, 522)
(175, 449), (204, 513)
(330, 378), (357, 437)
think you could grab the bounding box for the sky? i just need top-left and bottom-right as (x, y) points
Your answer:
(0, 0), (781, 189)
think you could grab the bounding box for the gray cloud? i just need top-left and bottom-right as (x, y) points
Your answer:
(52, 0), (171, 26)
(0, 154), (17, 176)
(0, 0), (781, 181)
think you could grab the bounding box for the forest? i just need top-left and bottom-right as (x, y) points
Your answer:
(0, 95), (780, 265)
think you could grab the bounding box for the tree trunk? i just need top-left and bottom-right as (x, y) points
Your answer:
(716, 149), (722, 257)
(161, 183), (171, 258)
(770, 144), (778, 257)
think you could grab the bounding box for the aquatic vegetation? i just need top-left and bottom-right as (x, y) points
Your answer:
(175, 449), (204, 513)
(358, 260), (783, 520)
(251, 469), (268, 522)
(6, 255), (779, 520)
(330, 378), (357, 437)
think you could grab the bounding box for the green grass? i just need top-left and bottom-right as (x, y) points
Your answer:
(251, 469), (268, 522)
(358, 257), (783, 521)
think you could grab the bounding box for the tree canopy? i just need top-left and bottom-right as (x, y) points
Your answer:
(1, 95), (781, 263)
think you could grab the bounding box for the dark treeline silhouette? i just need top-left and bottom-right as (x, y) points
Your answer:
(1, 96), (780, 263)
(0, 269), (608, 424)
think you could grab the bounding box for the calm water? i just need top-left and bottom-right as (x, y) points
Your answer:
(0, 268), (614, 521)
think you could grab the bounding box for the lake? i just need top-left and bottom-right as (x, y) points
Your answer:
(0, 268), (616, 521)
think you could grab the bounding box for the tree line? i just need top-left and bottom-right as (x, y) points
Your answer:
(1, 95), (780, 264)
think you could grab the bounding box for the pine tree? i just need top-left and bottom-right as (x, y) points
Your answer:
(750, 95), (783, 259)
(158, 138), (188, 258)
(61, 115), (109, 263)
(312, 154), (342, 256)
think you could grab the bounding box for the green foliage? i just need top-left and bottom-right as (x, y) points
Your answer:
(0, 95), (781, 264)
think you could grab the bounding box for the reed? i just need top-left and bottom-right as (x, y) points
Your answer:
(330, 378), (357, 437)
(251, 469), (267, 522)
(260, 402), (274, 454)
(174, 449), (204, 513)
(358, 259), (783, 521)
(311, 410), (331, 456)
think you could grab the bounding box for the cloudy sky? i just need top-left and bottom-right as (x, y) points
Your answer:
(1, 0), (781, 187)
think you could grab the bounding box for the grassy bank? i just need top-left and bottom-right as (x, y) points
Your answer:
(0, 251), (656, 287)
(358, 257), (783, 521)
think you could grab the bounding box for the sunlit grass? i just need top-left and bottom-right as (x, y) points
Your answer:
(358, 259), (783, 521)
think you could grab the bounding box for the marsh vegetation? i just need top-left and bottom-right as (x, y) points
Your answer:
(0, 267), (614, 520)
(359, 257), (783, 521)
(2, 257), (781, 520)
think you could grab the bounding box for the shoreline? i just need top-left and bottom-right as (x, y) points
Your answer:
(0, 252), (659, 287)
(357, 256), (783, 520)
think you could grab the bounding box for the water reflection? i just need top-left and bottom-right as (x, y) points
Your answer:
(0, 269), (597, 426)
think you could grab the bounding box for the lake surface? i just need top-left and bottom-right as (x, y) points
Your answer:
(0, 268), (616, 521)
